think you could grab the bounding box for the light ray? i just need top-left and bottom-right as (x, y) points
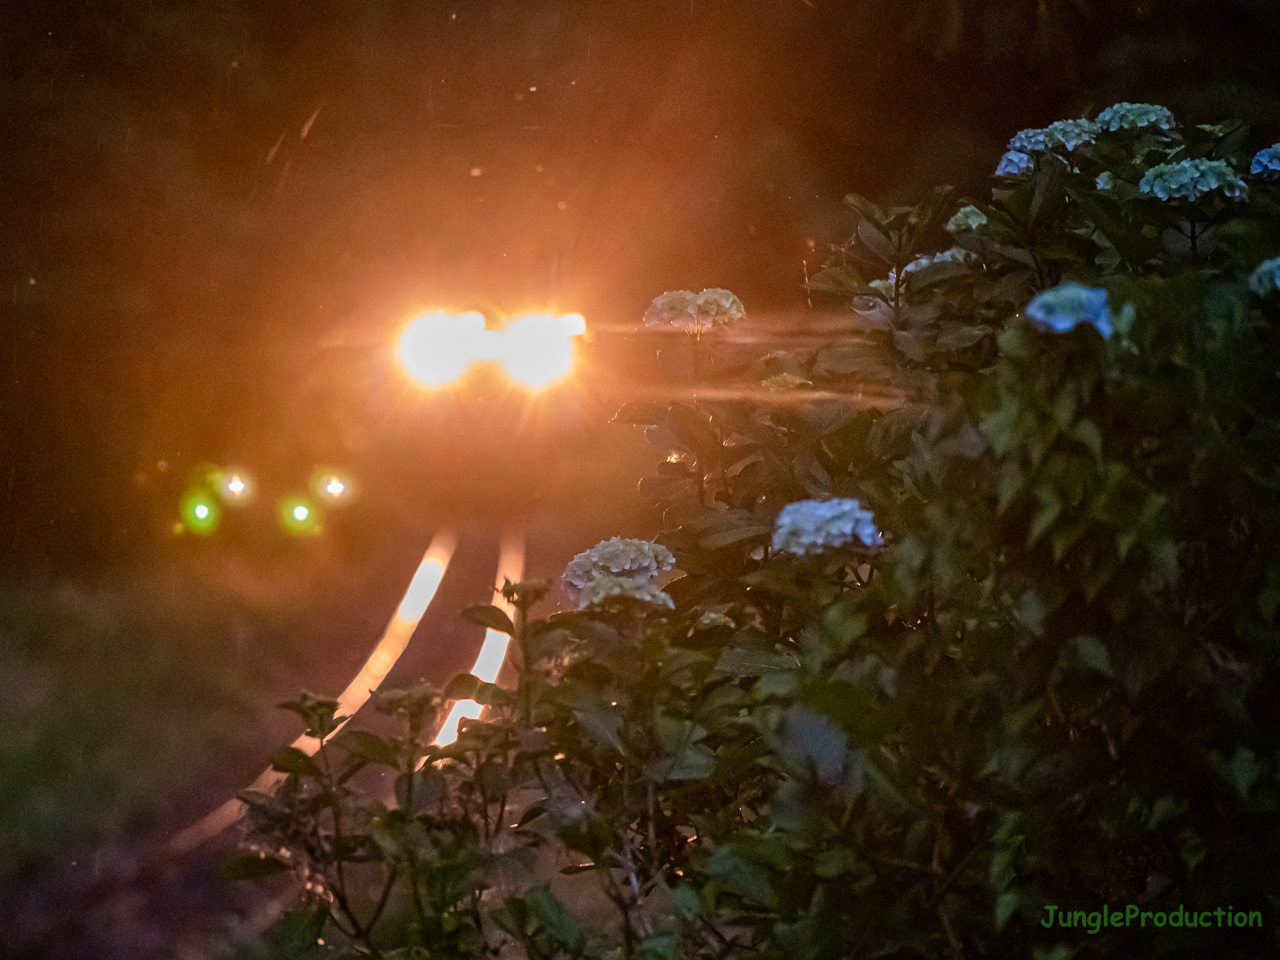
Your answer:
(164, 530), (458, 857)
(434, 529), (524, 746)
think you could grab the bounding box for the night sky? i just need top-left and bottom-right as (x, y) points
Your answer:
(3, 0), (1279, 578)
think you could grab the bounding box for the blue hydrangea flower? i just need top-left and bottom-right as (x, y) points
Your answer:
(1095, 171), (1116, 191)
(563, 537), (676, 609)
(1008, 128), (1048, 153)
(772, 499), (883, 556)
(1248, 257), (1280, 297)
(1044, 118), (1100, 150)
(1025, 283), (1114, 339)
(1138, 158), (1247, 202)
(996, 150), (1034, 178)
(1095, 102), (1177, 133)
(1251, 145), (1280, 180)
(947, 205), (988, 232)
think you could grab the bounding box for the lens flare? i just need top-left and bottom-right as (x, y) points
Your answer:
(499, 314), (578, 388)
(280, 496), (320, 535)
(311, 468), (356, 504)
(215, 469), (254, 504)
(397, 310), (486, 387)
(397, 309), (585, 389)
(180, 490), (220, 534)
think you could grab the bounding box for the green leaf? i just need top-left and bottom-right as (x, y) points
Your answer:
(805, 264), (871, 296)
(462, 604), (516, 636)
(332, 729), (399, 767)
(223, 851), (291, 881)
(777, 706), (847, 784)
(843, 191), (886, 226)
(270, 746), (322, 778)
(444, 673), (481, 701)
(714, 647), (800, 675)
(1063, 635), (1112, 677)
(573, 704), (626, 753)
(858, 217), (896, 264)
(892, 328), (927, 362)
(995, 889), (1021, 931)
(522, 885), (591, 952)
(1221, 747), (1259, 800)
(935, 322), (991, 350)
(267, 904), (328, 950)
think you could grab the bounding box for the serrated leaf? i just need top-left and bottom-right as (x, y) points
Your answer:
(462, 604), (516, 636)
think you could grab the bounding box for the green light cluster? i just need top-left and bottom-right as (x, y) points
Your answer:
(279, 495), (321, 536)
(179, 489), (220, 534)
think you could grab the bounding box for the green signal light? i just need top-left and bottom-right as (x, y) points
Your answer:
(179, 490), (220, 534)
(280, 496), (321, 535)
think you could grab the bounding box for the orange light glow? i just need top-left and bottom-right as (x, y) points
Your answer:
(164, 530), (458, 859)
(434, 529), (525, 746)
(397, 310), (584, 390)
(398, 310), (487, 386)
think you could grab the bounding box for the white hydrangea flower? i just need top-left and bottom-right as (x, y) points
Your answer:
(996, 150), (1034, 178)
(771, 499), (883, 556)
(1025, 283), (1114, 339)
(1248, 257), (1280, 297)
(947, 205), (988, 232)
(1251, 145), (1280, 180)
(644, 288), (744, 331)
(562, 537), (676, 610)
(693, 288), (746, 323)
(576, 574), (674, 610)
(1095, 171), (1116, 191)
(1138, 158), (1248, 202)
(1095, 102), (1177, 133)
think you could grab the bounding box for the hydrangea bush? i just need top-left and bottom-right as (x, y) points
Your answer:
(234, 104), (1280, 958)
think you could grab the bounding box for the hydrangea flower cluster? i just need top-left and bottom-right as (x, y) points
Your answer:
(1251, 145), (1280, 180)
(562, 537), (676, 610)
(1138, 158), (1248, 202)
(1009, 118), (1099, 154)
(771, 499), (883, 557)
(1095, 102), (1177, 133)
(644, 288), (746, 331)
(1248, 257), (1280, 297)
(1025, 283), (1114, 339)
(947, 204), (988, 233)
(995, 149), (1035, 178)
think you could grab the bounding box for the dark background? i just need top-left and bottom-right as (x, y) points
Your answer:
(4, 0), (1279, 581)
(3, 2), (1280, 955)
